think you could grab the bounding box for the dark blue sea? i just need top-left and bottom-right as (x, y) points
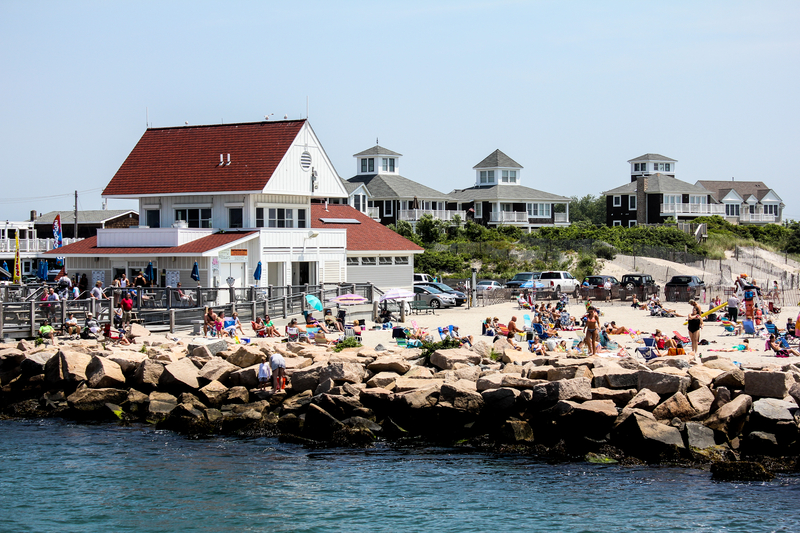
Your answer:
(1, 419), (798, 533)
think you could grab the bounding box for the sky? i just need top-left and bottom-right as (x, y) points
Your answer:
(1, 1), (798, 222)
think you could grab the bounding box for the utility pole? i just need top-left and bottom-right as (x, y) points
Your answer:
(73, 191), (78, 239)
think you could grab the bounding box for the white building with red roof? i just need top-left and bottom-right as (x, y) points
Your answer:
(49, 119), (422, 293)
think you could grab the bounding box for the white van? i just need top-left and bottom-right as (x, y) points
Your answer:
(413, 273), (434, 284)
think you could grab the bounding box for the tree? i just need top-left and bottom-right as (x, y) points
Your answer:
(569, 194), (606, 226)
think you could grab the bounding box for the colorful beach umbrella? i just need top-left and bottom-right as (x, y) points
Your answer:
(330, 294), (368, 306)
(253, 261), (262, 281)
(190, 261), (200, 282)
(521, 280), (544, 289)
(379, 288), (415, 302)
(305, 294), (323, 312)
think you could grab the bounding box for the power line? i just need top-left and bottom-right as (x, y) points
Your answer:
(0, 188), (103, 205)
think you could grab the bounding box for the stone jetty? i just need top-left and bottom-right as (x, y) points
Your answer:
(2, 326), (799, 473)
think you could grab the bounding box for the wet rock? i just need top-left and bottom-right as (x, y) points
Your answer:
(198, 380), (228, 407)
(132, 359), (165, 391)
(652, 392), (696, 421)
(626, 389), (660, 411)
(126, 389), (149, 415)
(684, 421), (716, 449)
(613, 412), (685, 459)
(705, 394), (753, 438)
(745, 371), (792, 399)
(743, 431), (780, 456)
(710, 461), (774, 481)
(592, 387), (637, 406)
(304, 403), (345, 440)
(429, 348), (481, 370)
(501, 418), (534, 443)
(67, 386), (128, 413)
(481, 387), (521, 412)
(86, 356), (126, 389)
(343, 416), (383, 434)
(148, 392), (178, 418)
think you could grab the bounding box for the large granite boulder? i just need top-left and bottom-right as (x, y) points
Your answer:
(637, 371), (689, 396)
(688, 365), (723, 389)
(745, 371), (792, 399)
(228, 364), (260, 390)
(613, 412), (685, 459)
(592, 366), (638, 389)
(501, 418), (534, 443)
(187, 338), (228, 357)
(686, 386), (715, 416)
(684, 421), (716, 449)
(132, 359), (165, 391)
(45, 350), (92, 386)
(713, 369), (745, 390)
(532, 377), (592, 403)
(304, 403), (346, 440)
(440, 382), (484, 414)
(652, 392), (696, 421)
(107, 352), (147, 376)
(481, 387), (521, 412)
(198, 380), (229, 407)
(225, 345), (264, 369)
(368, 357), (411, 374)
(705, 394), (753, 438)
(159, 357), (200, 391)
(367, 371), (400, 389)
(86, 356), (126, 389)
(288, 362), (327, 392)
(67, 386), (128, 413)
(429, 348), (481, 370)
(128, 323), (152, 340)
(394, 377), (444, 393)
(319, 362), (365, 384)
(20, 352), (53, 376)
(198, 357), (239, 384)
(148, 391), (179, 419)
(626, 389), (660, 411)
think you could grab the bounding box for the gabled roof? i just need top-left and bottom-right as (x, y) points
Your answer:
(34, 210), (138, 225)
(45, 231), (257, 256)
(473, 149), (523, 169)
(604, 174), (710, 196)
(310, 204), (423, 252)
(627, 153), (677, 163)
(341, 179), (370, 196)
(449, 184), (569, 202)
(696, 180), (781, 203)
(347, 174), (453, 201)
(102, 120), (306, 196)
(353, 145), (402, 157)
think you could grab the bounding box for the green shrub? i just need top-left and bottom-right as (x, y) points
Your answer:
(333, 336), (362, 352)
(419, 336), (462, 362)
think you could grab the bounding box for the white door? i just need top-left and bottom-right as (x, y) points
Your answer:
(218, 262), (245, 304)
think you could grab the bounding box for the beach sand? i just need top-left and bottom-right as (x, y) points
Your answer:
(246, 297), (798, 368)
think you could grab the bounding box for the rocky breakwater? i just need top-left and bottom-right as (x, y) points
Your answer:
(1, 330), (799, 474)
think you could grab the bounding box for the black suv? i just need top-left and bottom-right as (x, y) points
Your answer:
(619, 274), (660, 300)
(581, 275), (621, 299)
(664, 275), (705, 301)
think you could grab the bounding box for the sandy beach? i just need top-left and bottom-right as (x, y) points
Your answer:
(240, 297), (799, 368)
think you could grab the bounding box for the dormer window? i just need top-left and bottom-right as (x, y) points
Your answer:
(501, 170), (517, 183)
(634, 163), (645, 172)
(654, 163), (670, 172)
(381, 158), (395, 172)
(361, 158), (375, 173)
(479, 170), (495, 184)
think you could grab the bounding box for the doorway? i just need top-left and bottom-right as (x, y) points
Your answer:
(291, 261), (316, 286)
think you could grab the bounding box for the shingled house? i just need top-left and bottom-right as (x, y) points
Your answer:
(696, 180), (784, 225)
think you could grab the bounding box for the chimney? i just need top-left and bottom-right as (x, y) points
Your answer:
(636, 176), (648, 225)
(30, 210), (37, 222)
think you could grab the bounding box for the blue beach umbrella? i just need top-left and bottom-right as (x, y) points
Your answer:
(253, 261), (262, 282)
(190, 261), (200, 282)
(305, 294), (323, 312)
(521, 280), (543, 289)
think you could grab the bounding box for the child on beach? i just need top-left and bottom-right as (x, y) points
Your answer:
(257, 356), (272, 390)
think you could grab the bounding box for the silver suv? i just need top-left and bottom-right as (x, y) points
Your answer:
(539, 271), (579, 296)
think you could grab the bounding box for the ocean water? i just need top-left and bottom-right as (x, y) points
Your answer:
(1, 419), (798, 533)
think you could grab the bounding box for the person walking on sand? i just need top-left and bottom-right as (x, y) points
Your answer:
(584, 306), (599, 355)
(727, 293), (740, 323)
(687, 300), (703, 358)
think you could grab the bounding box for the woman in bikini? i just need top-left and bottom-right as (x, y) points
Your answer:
(687, 300), (703, 356)
(769, 335), (800, 358)
(584, 306), (599, 355)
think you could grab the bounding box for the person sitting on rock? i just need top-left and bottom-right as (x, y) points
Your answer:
(39, 320), (56, 344)
(65, 313), (80, 336)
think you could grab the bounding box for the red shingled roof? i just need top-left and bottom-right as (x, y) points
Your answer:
(310, 204), (423, 252)
(46, 231), (256, 256)
(103, 120), (306, 196)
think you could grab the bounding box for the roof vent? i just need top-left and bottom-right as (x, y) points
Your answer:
(226, 153), (231, 166)
(300, 151), (312, 171)
(219, 154), (224, 167)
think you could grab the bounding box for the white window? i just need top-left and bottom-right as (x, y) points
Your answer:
(381, 158), (395, 172)
(613, 220), (622, 226)
(379, 257), (393, 266)
(613, 195), (621, 207)
(501, 203), (513, 212)
(764, 204), (778, 215)
(634, 163), (642, 172)
(663, 194), (680, 205)
(628, 220), (637, 227)
(353, 195), (362, 212)
(629, 195), (637, 210)
(474, 203), (483, 218)
(479, 170), (495, 184)
(501, 170), (517, 183)
(654, 163), (670, 172)
(268, 208), (293, 228)
(346, 257), (359, 266)
(395, 256), (409, 265)
(526, 203), (551, 218)
(361, 158), (375, 173)
(725, 204), (740, 217)
(175, 208), (212, 228)
(361, 257), (376, 266)
(228, 208), (243, 229)
(689, 195), (707, 204)
(384, 200), (393, 216)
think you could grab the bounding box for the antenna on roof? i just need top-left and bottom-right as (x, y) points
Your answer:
(145, 107), (149, 128)
(376, 137), (379, 145)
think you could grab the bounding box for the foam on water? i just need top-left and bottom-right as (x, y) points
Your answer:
(2, 419), (799, 533)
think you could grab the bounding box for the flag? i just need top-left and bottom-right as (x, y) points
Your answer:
(13, 232), (21, 283)
(53, 214), (63, 249)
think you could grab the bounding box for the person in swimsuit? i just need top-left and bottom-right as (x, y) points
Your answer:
(584, 306), (599, 355)
(687, 300), (703, 356)
(769, 335), (800, 358)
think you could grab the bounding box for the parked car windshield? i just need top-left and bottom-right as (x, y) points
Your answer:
(510, 273), (533, 281)
(428, 283), (455, 292)
(671, 276), (692, 284)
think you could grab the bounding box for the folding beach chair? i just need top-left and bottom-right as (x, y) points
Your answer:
(286, 327), (300, 342)
(673, 331), (690, 344)
(437, 326), (448, 341)
(523, 314), (532, 331)
(765, 322), (778, 336)
(532, 322), (549, 341)
(742, 319), (757, 337)
(637, 337), (658, 361)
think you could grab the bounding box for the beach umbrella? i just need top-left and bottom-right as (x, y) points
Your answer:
(190, 261), (200, 282)
(380, 288), (415, 302)
(0, 261), (9, 280)
(305, 294), (323, 312)
(253, 261), (262, 282)
(144, 262), (154, 283)
(330, 294), (368, 306)
(521, 280), (544, 289)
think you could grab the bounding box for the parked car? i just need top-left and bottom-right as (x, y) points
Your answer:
(539, 271), (579, 296)
(505, 272), (541, 294)
(413, 273), (434, 284)
(580, 275), (621, 298)
(619, 273), (660, 300)
(475, 280), (503, 293)
(415, 282), (466, 306)
(664, 275), (705, 301)
(413, 285), (456, 308)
